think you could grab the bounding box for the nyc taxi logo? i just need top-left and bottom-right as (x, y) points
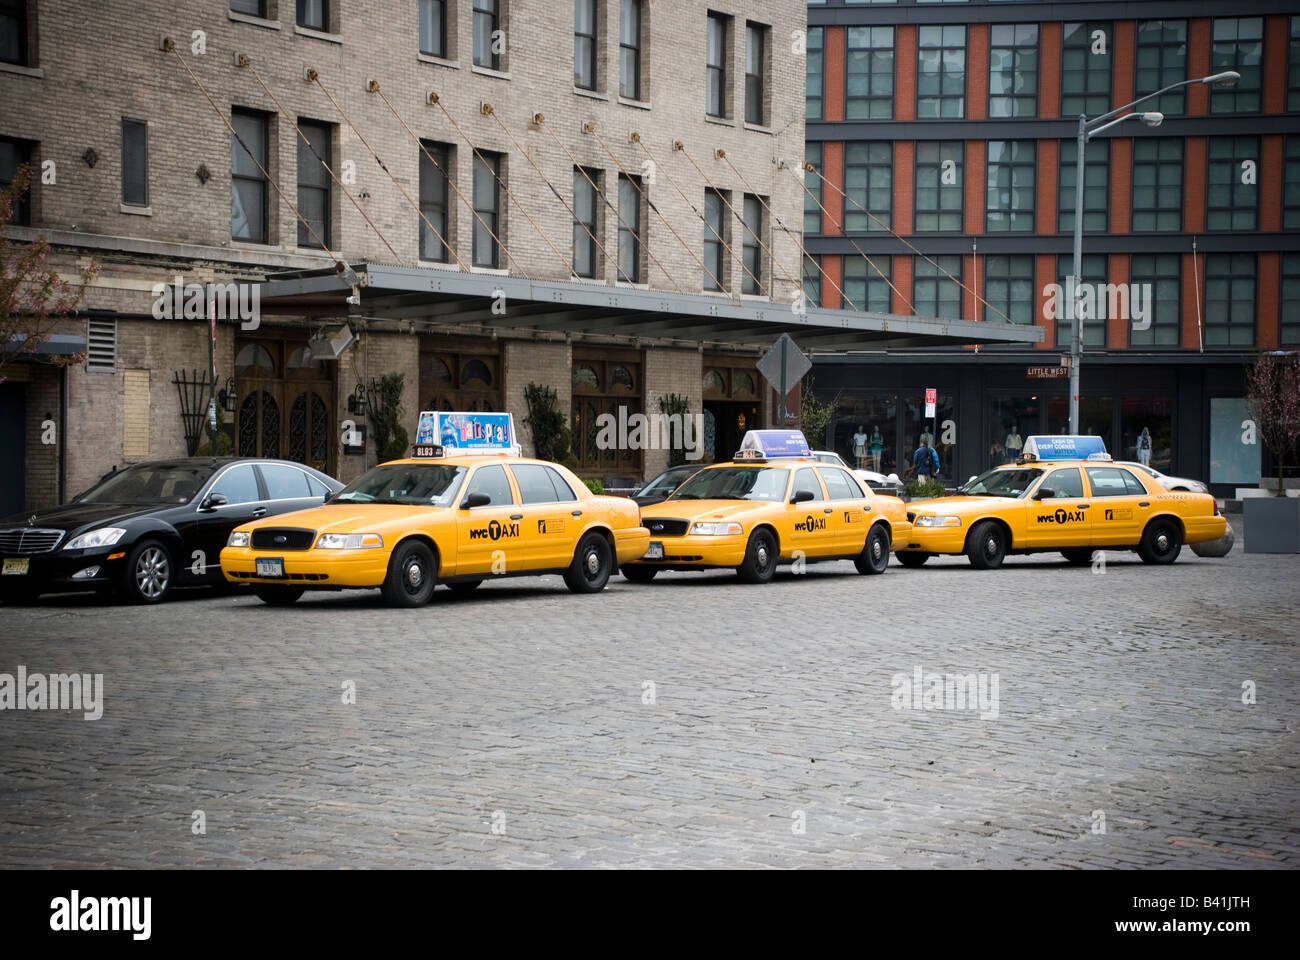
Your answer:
(794, 515), (827, 533)
(1036, 507), (1086, 525)
(469, 520), (521, 541)
(537, 519), (565, 534)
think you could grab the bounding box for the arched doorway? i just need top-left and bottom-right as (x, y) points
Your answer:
(234, 337), (336, 474)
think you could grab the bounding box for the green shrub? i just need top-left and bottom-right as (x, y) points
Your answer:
(524, 382), (575, 463)
(905, 478), (946, 500)
(381, 425), (409, 462)
(195, 426), (233, 456)
(583, 478), (604, 495)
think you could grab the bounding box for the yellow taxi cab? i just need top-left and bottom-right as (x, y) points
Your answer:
(620, 430), (912, 584)
(895, 435), (1227, 570)
(219, 412), (648, 606)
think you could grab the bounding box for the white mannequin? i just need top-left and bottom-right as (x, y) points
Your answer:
(852, 425), (868, 469)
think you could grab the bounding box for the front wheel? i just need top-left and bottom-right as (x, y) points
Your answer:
(123, 539), (173, 604)
(854, 524), (891, 575)
(565, 533), (613, 593)
(1138, 518), (1182, 565)
(447, 579), (483, 595)
(736, 529), (778, 584)
(1060, 549), (1093, 566)
(966, 521), (1007, 570)
(895, 551), (930, 568)
(381, 541), (437, 606)
(254, 584), (304, 605)
(621, 565), (659, 584)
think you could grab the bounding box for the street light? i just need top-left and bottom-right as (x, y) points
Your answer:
(1067, 70), (1241, 434)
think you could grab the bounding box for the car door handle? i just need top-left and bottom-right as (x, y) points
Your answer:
(572, 510), (583, 517)
(510, 514), (523, 521)
(252, 508), (267, 517)
(1078, 504), (1089, 510)
(823, 508), (834, 514)
(1139, 501), (1150, 507)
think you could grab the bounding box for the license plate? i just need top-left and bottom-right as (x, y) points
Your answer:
(643, 542), (664, 560)
(2, 558), (29, 576)
(256, 557), (285, 578)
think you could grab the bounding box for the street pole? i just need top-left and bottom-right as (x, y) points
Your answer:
(1070, 114), (1086, 435)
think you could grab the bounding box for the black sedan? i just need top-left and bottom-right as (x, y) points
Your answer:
(0, 458), (342, 604)
(629, 464), (705, 507)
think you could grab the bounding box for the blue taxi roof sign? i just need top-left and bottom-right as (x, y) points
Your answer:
(733, 429), (812, 461)
(415, 411), (521, 456)
(1020, 435), (1111, 462)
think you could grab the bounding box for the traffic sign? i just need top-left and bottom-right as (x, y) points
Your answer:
(757, 334), (812, 421)
(924, 387), (936, 419)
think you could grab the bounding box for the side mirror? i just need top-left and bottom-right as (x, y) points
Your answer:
(967, 475), (977, 485)
(1034, 488), (1054, 501)
(460, 492), (492, 510)
(790, 489), (816, 505)
(201, 493), (228, 511)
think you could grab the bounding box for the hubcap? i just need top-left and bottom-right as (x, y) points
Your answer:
(405, 560), (424, 589)
(585, 549), (600, 576)
(136, 548), (169, 599)
(1156, 533), (1169, 552)
(756, 543), (769, 567)
(986, 536), (998, 557)
(871, 537), (883, 561)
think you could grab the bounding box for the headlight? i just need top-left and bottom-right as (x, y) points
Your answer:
(227, 531), (250, 548)
(315, 533), (384, 549)
(64, 527), (127, 550)
(914, 515), (962, 528)
(689, 522), (743, 536)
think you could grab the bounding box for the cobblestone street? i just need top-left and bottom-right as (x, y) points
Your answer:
(1, 520), (1296, 869)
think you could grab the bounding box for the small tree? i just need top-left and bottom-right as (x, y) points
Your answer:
(523, 382), (577, 468)
(1, 165), (100, 382)
(657, 392), (692, 467)
(798, 377), (837, 448)
(1246, 351), (1300, 496)
(366, 372), (409, 462)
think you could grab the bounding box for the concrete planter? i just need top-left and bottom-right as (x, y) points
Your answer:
(1243, 496), (1300, 553)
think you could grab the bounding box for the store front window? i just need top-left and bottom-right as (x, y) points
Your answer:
(987, 395), (1040, 469)
(903, 390), (955, 480)
(1119, 397), (1173, 471)
(831, 393), (898, 475)
(1209, 397), (1260, 485)
(1048, 395), (1112, 445)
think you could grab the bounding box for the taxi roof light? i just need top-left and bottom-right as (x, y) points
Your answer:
(1020, 435), (1110, 463)
(414, 411), (521, 457)
(732, 429), (812, 463)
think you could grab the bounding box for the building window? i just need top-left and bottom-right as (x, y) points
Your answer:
(419, 141), (451, 262)
(297, 0), (328, 31)
(845, 26), (894, 120)
(745, 22), (768, 126)
(573, 167), (600, 278)
(574, 0), (596, 90)
(0, 136), (32, 225)
(1058, 138), (1108, 233)
(1206, 137), (1258, 232)
(1135, 21), (1186, 116)
(619, 0), (641, 99)
(804, 142), (822, 234)
(844, 256), (892, 313)
(618, 174), (642, 283)
(917, 25), (965, 119)
(844, 142), (891, 232)
(1285, 136), (1300, 230)
(296, 120), (332, 249)
(121, 119), (149, 208)
(231, 109), (269, 243)
(473, 0), (501, 70)
(1131, 138), (1183, 232)
(914, 141), (963, 232)
(703, 188), (726, 291)
(1054, 254), (1107, 348)
(807, 27), (824, 121)
(420, 0), (447, 58)
(985, 140), (1035, 233)
(1203, 253), (1256, 348)
(1129, 253), (1181, 348)
(913, 255), (962, 320)
(472, 151), (501, 268)
(740, 194), (764, 295)
(1210, 18), (1263, 114)
(706, 12), (729, 119)
(988, 24), (1038, 118)
(983, 255), (1034, 325)
(572, 353), (643, 473)
(1281, 253), (1300, 347)
(1060, 21), (1112, 117)
(1289, 18), (1300, 112)
(802, 254), (821, 309)
(231, 0), (266, 17)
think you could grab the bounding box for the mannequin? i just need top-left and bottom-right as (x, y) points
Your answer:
(852, 425), (868, 469)
(1004, 426), (1023, 462)
(869, 425), (883, 472)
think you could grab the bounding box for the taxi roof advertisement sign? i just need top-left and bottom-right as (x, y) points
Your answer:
(739, 429), (812, 459)
(1022, 435), (1108, 461)
(415, 411), (517, 453)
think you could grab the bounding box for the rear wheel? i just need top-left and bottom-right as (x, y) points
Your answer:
(895, 551), (930, 568)
(123, 539), (173, 604)
(1138, 518), (1182, 565)
(254, 584), (304, 605)
(854, 523), (891, 575)
(736, 529), (778, 584)
(565, 533), (613, 593)
(1060, 549), (1093, 566)
(447, 579), (483, 595)
(621, 565), (659, 584)
(966, 521), (1006, 570)
(381, 541), (437, 606)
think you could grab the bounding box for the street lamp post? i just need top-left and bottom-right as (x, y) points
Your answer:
(1067, 70), (1241, 434)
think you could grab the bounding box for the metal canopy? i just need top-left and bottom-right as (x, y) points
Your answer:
(258, 263), (1043, 352)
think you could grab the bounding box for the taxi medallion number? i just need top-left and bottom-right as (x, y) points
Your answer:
(256, 557), (285, 578)
(2, 558), (29, 576)
(644, 542), (664, 560)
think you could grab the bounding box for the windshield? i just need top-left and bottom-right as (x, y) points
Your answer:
(335, 464), (465, 506)
(640, 468), (696, 497)
(958, 467), (1043, 498)
(668, 466), (789, 502)
(79, 463), (215, 504)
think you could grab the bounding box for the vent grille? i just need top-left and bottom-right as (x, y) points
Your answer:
(642, 518), (690, 537)
(87, 318), (117, 372)
(0, 528), (65, 554)
(251, 528), (316, 550)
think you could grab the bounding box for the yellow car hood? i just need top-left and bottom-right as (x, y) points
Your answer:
(640, 499), (773, 522)
(908, 495), (1019, 514)
(237, 502), (448, 535)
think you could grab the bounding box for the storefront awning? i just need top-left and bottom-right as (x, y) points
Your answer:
(257, 263), (1043, 352)
(1, 334), (88, 359)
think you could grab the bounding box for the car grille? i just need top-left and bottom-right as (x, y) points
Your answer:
(642, 518), (690, 537)
(228, 571), (329, 581)
(0, 528), (65, 555)
(251, 528), (316, 551)
(906, 513), (916, 523)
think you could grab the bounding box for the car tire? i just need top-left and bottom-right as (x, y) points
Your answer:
(565, 532), (613, 594)
(381, 541), (438, 606)
(122, 538), (174, 604)
(895, 551), (930, 568)
(1138, 518), (1182, 565)
(1060, 549), (1093, 566)
(736, 528), (778, 584)
(254, 584), (304, 605)
(966, 521), (1007, 570)
(621, 564), (659, 584)
(448, 579), (483, 595)
(854, 523), (891, 575)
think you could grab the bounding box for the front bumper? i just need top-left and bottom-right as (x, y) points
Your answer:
(219, 546), (390, 587)
(613, 527), (651, 565)
(0, 548), (129, 595)
(895, 525), (967, 554)
(624, 532), (749, 568)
